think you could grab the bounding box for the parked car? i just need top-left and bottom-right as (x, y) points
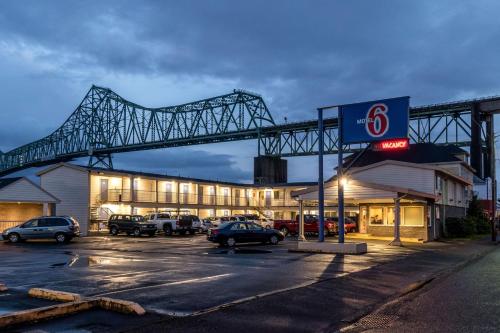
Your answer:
(208, 216), (230, 228)
(108, 214), (157, 237)
(2, 216), (80, 244)
(188, 215), (202, 233)
(201, 219), (214, 233)
(327, 216), (357, 233)
(273, 214), (337, 236)
(228, 215), (248, 222)
(207, 221), (284, 247)
(257, 218), (274, 229)
(144, 212), (195, 236)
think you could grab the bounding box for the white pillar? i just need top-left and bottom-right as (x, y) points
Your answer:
(43, 203), (49, 216)
(389, 196), (402, 246)
(298, 199), (306, 241)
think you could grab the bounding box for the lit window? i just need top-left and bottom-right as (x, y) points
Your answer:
(386, 207), (395, 225)
(368, 207), (384, 225)
(402, 207), (424, 226)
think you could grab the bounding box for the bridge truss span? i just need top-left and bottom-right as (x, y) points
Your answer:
(0, 86), (275, 174)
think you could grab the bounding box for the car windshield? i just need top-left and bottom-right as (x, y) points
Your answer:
(132, 216), (144, 222)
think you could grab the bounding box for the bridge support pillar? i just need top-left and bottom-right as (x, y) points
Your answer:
(254, 156), (287, 184)
(88, 154), (114, 169)
(470, 103), (483, 178)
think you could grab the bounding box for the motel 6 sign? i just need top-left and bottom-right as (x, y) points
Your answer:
(341, 96), (409, 144)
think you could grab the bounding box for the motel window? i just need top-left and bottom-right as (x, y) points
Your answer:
(435, 176), (442, 192)
(386, 207), (395, 226)
(368, 207), (384, 225)
(274, 191), (280, 200)
(402, 207), (424, 226)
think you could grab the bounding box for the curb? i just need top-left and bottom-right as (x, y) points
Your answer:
(29, 288), (82, 302)
(0, 288), (146, 329)
(0, 300), (96, 328)
(97, 297), (146, 315)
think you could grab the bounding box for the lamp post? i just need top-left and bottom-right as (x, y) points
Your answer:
(318, 107), (325, 242)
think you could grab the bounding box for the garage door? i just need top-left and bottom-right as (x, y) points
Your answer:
(0, 203), (43, 232)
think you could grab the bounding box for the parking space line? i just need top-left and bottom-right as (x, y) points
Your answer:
(92, 273), (234, 297)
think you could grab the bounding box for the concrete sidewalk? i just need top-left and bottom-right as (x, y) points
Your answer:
(127, 238), (496, 333)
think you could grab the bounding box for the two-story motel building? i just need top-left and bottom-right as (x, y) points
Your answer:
(0, 143), (474, 242)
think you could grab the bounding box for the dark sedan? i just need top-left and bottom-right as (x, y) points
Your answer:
(207, 221), (284, 247)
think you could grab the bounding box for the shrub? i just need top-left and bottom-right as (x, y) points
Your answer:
(475, 216), (491, 234)
(445, 216), (476, 237)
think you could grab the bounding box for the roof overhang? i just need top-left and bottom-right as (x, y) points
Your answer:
(292, 179), (437, 203)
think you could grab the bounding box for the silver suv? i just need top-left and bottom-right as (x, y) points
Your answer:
(2, 216), (80, 244)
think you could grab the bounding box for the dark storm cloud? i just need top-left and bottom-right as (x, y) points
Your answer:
(1, 0), (500, 181)
(109, 148), (253, 183)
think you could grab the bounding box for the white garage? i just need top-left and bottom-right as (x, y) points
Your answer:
(0, 177), (59, 232)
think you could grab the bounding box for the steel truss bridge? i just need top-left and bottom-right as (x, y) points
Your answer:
(1, 85), (500, 178)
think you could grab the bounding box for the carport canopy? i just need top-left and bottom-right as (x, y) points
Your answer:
(0, 177), (60, 232)
(291, 179), (437, 204)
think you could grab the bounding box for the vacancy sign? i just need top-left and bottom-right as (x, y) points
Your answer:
(341, 96), (409, 144)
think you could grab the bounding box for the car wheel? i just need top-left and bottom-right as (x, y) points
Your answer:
(280, 227), (289, 237)
(148, 232), (155, 237)
(270, 235), (279, 245)
(55, 233), (67, 244)
(133, 228), (141, 237)
(179, 230), (187, 236)
(8, 233), (20, 243)
(163, 225), (173, 236)
(189, 230), (196, 235)
(110, 226), (119, 236)
(226, 237), (236, 247)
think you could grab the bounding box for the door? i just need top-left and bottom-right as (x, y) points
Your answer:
(359, 207), (368, 233)
(100, 179), (109, 201)
(38, 218), (56, 238)
(235, 189), (240, 206)
(247, 222), (265, 242)
(230, 222), (250, 242)
(21, 218), (45, 238)
(122, 215), (133, 231)
(165, 183), (173, 203)
(198, 187), (204, 205)
(223, 188), (230, 205)
(265, 190), (272, 207)
(182, 184), (189, 204)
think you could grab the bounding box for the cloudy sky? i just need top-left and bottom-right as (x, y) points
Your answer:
(1, 1), (500, 183)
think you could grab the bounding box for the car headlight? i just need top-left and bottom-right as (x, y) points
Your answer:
(2, 228), (10, 234)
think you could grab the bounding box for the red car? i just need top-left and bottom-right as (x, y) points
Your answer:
(274, 214), (337, 236)
(326, 217), (357, 234)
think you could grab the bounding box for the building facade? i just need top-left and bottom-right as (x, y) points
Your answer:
(37, 163), (325, 235)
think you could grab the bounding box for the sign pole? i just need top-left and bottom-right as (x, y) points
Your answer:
(318, 107), (325, 242)
(338, 106), (345, 244)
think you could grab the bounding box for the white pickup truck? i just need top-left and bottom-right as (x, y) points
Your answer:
(145, 212), (196, 236)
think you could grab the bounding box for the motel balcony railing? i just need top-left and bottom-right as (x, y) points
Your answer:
(98, 189), (131, 202)
(98, 189), (298, 208)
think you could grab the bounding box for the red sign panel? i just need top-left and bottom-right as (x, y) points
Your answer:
(372, 138), (409, 151)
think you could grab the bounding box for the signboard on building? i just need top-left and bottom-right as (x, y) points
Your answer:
(372, 138), (410, 151)
(341, 96), (409, 144)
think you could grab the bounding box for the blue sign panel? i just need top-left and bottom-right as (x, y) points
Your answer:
(341, 96), (409, 144)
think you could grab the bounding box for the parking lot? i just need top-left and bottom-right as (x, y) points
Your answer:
(0, 234), (426, 331)
(0, 234), (419, 310)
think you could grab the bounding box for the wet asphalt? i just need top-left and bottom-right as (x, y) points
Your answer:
(0, 234), (492, 332)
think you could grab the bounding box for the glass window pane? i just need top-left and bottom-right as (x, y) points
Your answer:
(369, 207), (384, 225)
(403, 207), (424, 226)
(386, 207), (395, 225)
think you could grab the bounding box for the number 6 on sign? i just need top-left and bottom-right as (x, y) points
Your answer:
(342, 96), (409, 144)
